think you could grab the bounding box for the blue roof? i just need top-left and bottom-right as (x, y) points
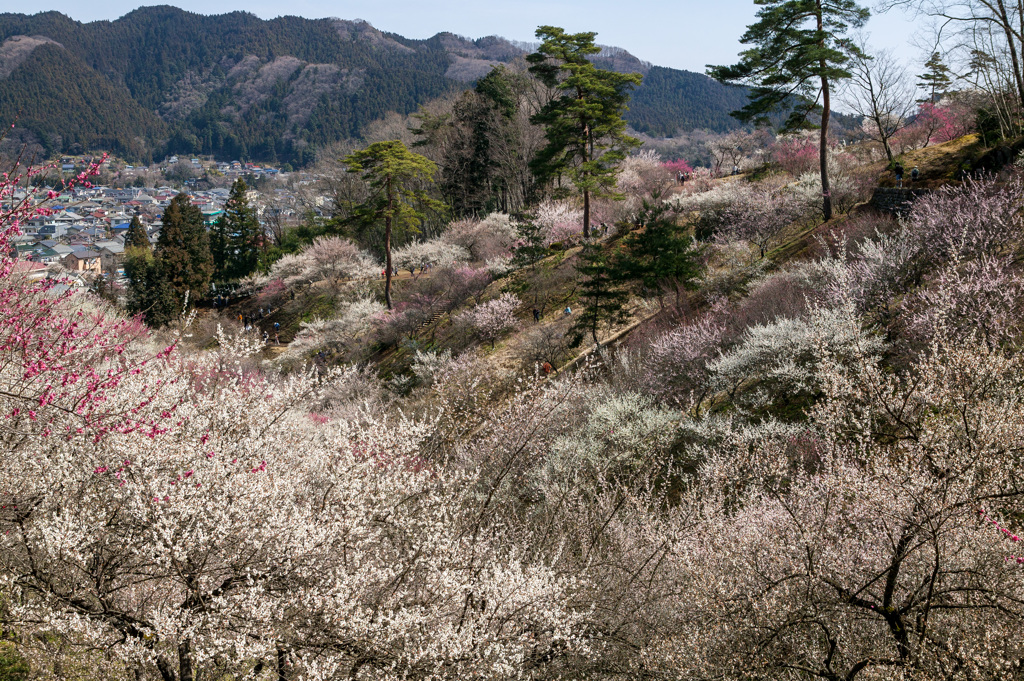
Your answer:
(112, 223), (131, 230)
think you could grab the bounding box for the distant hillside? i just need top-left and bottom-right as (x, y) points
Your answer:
(628, 66), (750, 136)
(0, 40), (165, 158)
(0, 7), (748, 163)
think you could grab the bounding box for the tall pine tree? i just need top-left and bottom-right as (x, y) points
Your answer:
(156, 193), (213, 304)
(709, 0), (869, 221)
(528, 27), (642, 237)
(918, 52), (952, 103)
(341, 141), (445, 310)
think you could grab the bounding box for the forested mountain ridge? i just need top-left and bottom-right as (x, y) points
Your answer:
(0, 6), (748, 163)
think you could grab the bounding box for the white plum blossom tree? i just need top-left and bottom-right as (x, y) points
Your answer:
(454, 293), (521, 348)
(392, 239), (469, 274)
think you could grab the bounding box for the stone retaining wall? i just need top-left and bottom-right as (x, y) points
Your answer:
(869, 187), (932, 215)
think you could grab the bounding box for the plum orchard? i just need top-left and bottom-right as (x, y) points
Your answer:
(3, 157), (1024, 680)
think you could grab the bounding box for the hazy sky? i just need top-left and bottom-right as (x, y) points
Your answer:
(5, 0), (927, 74)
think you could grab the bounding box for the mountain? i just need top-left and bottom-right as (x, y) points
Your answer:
(0, 7), (748, 164)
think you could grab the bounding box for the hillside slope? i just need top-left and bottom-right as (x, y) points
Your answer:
(0, 7), (746, 162)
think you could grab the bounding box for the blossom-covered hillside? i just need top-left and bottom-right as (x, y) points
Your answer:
(6, 107), (1024, 681)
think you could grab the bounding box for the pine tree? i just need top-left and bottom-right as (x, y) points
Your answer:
(511, 220), (548, 269)
(528, 27), (642, 237)
(615, 200), (704, 308)
(918, 52), (952, 103)
(341, 141), (446, 310)
(156, 193), (213, 304)
(123, 216), (150, 251)
(709, 0), (869, 221)
(569, 242), (631, 346)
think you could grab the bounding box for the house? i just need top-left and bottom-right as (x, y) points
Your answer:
(14, 243), (38, 260)
(36, 224), (67, 239)
(77, 227), (109, 240)
(62, 250), (102, 275)
(30, 247), (62, 265)
(11, 260), (47, 281)
(95, 242), (125, 274)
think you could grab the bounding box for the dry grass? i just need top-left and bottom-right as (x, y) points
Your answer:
(874, 135), (982, 188)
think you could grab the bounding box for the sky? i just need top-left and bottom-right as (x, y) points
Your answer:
(1, 0), (927, 74)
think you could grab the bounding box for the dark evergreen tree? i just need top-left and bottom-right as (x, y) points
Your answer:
(569, 242), (631, 346)
(528, 27), (643, 237)
(439, 91), (498, 217)
(615, 200), (704, 308)
(709, 0), (869, 221)
(212, 179), (261, 280)
(124, 249), (179, 327)
(918, 52), (953, 103)
(210, 214), (231, 283)
(414, 65), (536, 217)
(123, 216), (150, 251)
(156, 193), (214, 303)
(511, 220), (548, 270)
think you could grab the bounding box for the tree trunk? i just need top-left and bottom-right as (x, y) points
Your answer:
(384, 176), (393, 310)
(583, 189), (591, 239)
(583, 115), (592, 238)
(820, 80), (832, 221)
(178, 639), (193, 681)
(817, 4), (833, 222)
(995, 0), (1024, 112)
(881, 131), (894, 164)
(277, 647), (289, 681)
(156, 655), (177, 681)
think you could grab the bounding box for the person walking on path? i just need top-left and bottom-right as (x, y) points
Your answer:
(894, 162), (904, 188)
(532, 308), (541, 323)
(911, 166), (920, 183)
